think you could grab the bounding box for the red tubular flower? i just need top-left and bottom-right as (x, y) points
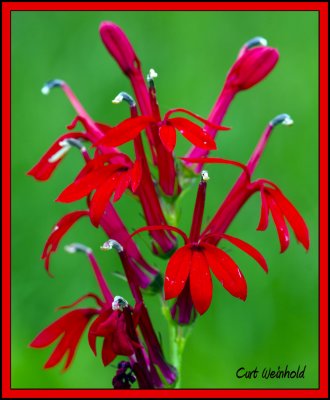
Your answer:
(160, 108), (229, 152)
(42, 210), (89, 275)
(56, 154), (142, 227)
(257, 182), (310, 252)
(185, 37), (279, 171)
(131, 170), (267, 315)
(30, 293), (101, 371)
(27, 132), (87, 181)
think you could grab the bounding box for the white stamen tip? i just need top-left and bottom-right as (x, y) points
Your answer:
(201, 170), (209, 181)
(282, 116), (294, 126)
(112, 295), (129, 311)
(149, 69), (158, 79)
(259, 37), (268, 46)
(64, 243), (92, 254)
(101, 239), (124, 253)
(41, 86), (50, 95)
(112, 94), (124, 104)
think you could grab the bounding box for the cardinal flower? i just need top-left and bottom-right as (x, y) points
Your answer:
(256, 180), (310, 252)
(56, 153), (142, 227)
(132, 169), (267, 315)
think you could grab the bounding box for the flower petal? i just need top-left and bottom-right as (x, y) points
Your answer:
(131, 224), (189, 244)
(56, 165), (117, 203)
(101, 336), (117, 366)
(180, 156), (249, 176)
(203, 244), (247, 300)
(113, 171), (131, 202)
(27, 132), (86, 181)
(159, 124), (177, 152)
(257, 188), (270, 231)
(268, 188), (310, 250)
(96, 116), (154, 148)
(170, 117), (217, 150)
(164, 245), (191, 300)
(189, 249), (213, 315)
(90, 174), (120, 227)
(88, 309), (113, 355)
(267, 194), (290, 253)
(42, 211), (89, 275)
(221, 234), (268, 272)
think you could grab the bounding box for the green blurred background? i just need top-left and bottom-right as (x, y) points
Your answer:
(11, 11), (318, 389)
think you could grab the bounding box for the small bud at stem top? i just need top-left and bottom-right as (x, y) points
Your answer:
(201, 170), (210, 182)
(64, 243), (92, 254)
(41, 79), (64, 95)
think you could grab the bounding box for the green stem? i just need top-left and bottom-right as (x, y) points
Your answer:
(162, 302), (192, 389)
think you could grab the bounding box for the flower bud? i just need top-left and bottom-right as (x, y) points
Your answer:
(226, 46), (279, 91)
(99, 21), (141, 77)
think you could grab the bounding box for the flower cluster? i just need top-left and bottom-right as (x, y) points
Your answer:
(28, 22), (309, 388)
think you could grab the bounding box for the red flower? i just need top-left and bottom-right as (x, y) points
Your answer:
(257, 180), (310, 252)
(30, 294), (100, 371)
(226, 38), (279, 91)
(42, 210), (89, 275)
(88, 301), (142, 366)
(56, 153), (142, 227)
(159, 108), (229, 152)
(27, 132), (87, 181)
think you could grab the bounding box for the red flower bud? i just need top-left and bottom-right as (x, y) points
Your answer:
(226, 46), (279, 91)
(99, 22), (141, 77)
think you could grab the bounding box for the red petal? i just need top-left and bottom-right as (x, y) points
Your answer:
(170, 117), (217, 150)
(159, 124), (177, 152)
(203, 244), (247, 300)
(130, 159), (142, 192)
(268, 188), (310, 251)
(189, 249), (213, 315)
(27, 132), (86, 181)
(56, 166), (116, 203)
(88, 309), (113, 355)
(221, 234), (268, 272)
(131, 225), (189, 244)
(164, 245), (191, 300)
(164, 108), (230, 131)
(101, 336), (117, 366)
(180, 157), (249, 176)
(90, 174), (120, 227)
(257, 188), (270, 231)
(113, 171), (131, 202)
(42, 211), (89, 275)
(111, 315), (135, 356)
(57, 293), (104, 310)
(267, 194), (290, 253)
(96, 116), (154, 147)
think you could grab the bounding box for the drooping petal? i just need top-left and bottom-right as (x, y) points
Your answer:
(101, 336), (117, 366)
(56, 165), (117, 203)
(57, 293), (104, 310)
(30, 308), (96, 370)
(267, 194), (290, 253)
(203, 243), (247, 301)
(170, 117), (217, 150)
(180, 156), (249, 176)
(164, 108), (230, 131)
(159, 124), (177, 152)
(90, 174), (120, 227)
(131, 224), (189, 244)
(164, 245), (191, 300)
(268, 188), (310, 250)
(111, 314), (135, 356)
(27, 132), (86, 181)
(96, 116), (154, 148)
(257, 188), (270, 231)
(88, 308), (113, 355)
(221, 234), (268, 272)
(42, 210), (89, 274)
(189, 249), (213, 315)
(113, 172), (132, 202)
(130, 159), (142, 192)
